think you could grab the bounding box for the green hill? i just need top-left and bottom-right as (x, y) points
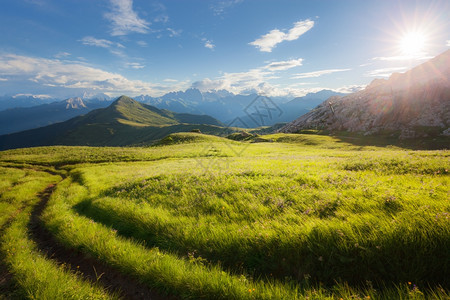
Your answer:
(0, 96), (226, 150)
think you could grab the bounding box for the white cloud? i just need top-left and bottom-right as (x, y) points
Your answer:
(211, 0), (243, 16)
(333, 84), (366, 94)
(12, 93), (52, 99)
(137, 40), (148, 47)
(264, 58), (303, 71)
(192, 58), (307, 96)
(446, 40), (450, 47)
(80, 36), (127, 58)
(292, 68), (351, 79)
(204, 39), (215, 50)
(190, 58), (359, 98)
(365, 67), (408, 77)
(0, 78), (8, 82)
(192, 68), (273, 94)
(167, 28), (181, 37)
(0, 53), (189, 97)
(125, 62), (145, 69)
(372, 54), (432, 61)
(359, 62), (373, 67)
(54, 52), (71, 58)
(163, 78), (178, 82)
(104, 0), (150, 36)
(80, 36), (114, 48)
(249, 19), (314, 52)
(109, 49), (127, 58)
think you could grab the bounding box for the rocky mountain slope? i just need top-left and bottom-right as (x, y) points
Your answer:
(279, 50), (450, 138)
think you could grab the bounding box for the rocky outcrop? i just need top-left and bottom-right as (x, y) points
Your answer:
(65, 97), (87, 109)
(279, 50), (450, 138)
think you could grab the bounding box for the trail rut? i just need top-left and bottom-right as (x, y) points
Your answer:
(28, 183), (174, 300)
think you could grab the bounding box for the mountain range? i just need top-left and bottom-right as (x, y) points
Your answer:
(279, 50), (450, 139)
(0, 97), (113, 135)
(0, 96), (224, 150)
(135, 89), (344, 126)
(0, 89), (344, 135)
(0, 93), (112, 111)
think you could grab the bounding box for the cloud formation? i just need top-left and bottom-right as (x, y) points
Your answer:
(104, 0), (150, 36)
(365, 67), (408, 77)
(80, 36), (115, 48)
(333, 84), (366, 93)
(211, 0), (243, 16)
(137, 40), (148, 47)
(192, 58), (304, 96)
(264, 58), (303, 71)
(292, 68), (351, 79)
(0, 53), (188, 97)
(203, 39), (215, 50)
(167, 28), (182, 37)
(80, 36), (129, 59)
(249, 19), (314, 52)
(372, 54), (432, 61)
(125, 62), (145, 69)
(54, 52), (71, 58)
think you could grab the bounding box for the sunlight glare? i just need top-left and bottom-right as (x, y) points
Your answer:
(399, 31), (427, 56)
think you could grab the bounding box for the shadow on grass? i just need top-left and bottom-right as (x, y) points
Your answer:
(298, 130), (450, 150)
(29, 184), (173, 300)
(73, 197), (450, 290)
(73, 198), (291, 284)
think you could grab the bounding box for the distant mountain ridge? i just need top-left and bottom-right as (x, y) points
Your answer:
(0, 95), (57, 110)
(136, 89), (345, 127)
(279, 50), (450, 138)
(0, 93), (112, 111)
(1, 89), (345, 133)
(0, 96), (224, 150)
(0, 97), (112, 135)
(235, 90), (346, 127)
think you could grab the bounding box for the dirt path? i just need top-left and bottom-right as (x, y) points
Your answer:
(28, 183), (174, 300)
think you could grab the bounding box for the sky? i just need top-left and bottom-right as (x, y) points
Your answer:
(0, 0), (449, 99)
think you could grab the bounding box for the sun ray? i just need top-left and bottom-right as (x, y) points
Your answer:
(399, 31), (427, 56)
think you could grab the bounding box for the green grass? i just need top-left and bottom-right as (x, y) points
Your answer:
(0, 166), (115, 299)
(0, 133), (449, 299)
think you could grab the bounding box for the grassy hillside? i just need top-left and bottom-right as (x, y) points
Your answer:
(0, 96), (225, 150)
(0, 133), (448, 299)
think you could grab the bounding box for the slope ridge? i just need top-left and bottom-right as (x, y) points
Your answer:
(279, 50), (450, 138)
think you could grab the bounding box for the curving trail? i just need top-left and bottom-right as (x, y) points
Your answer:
(28, 181), (174, 300)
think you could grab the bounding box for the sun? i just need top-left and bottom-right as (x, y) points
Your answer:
(399, 31), (427, 56)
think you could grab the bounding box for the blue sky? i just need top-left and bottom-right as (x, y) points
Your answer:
(0, 0), (449, 99)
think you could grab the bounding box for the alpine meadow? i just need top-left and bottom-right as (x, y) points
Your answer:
(0, 1), (449, 299)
